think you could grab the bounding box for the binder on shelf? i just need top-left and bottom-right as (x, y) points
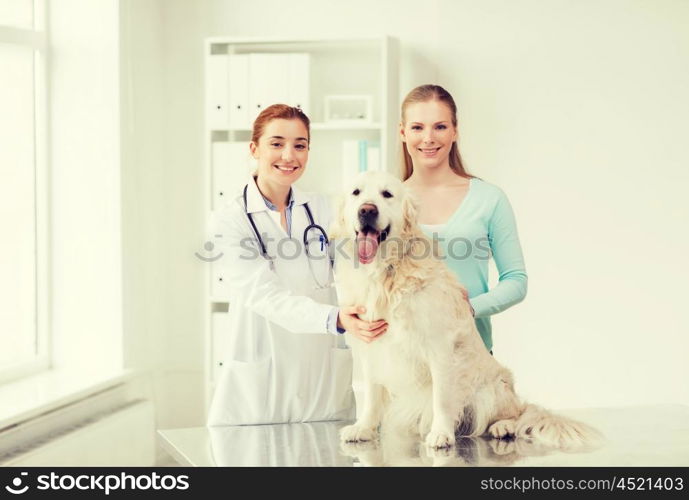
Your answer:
(248, 54), (291, 125)
(210, 261), (230, 299)
(211, 52), (312, 129)
(341, 139), (360, 188)
(358, 140), (368, 172)
(367, 141), (381, 172)
(212, 141), (255, 210)
(342, 139), (381, 186)
(206, 54), (229, 130)
(211, 312), (231, 383)
(228, 54), (250, 130)
(288, 53), (310, 115)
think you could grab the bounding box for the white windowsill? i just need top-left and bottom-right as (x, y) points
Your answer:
(0, 367), (138, 431)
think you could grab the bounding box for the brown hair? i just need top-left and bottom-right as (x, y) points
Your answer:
(251, 104), (310, 145)
(400, 84), (472, 181)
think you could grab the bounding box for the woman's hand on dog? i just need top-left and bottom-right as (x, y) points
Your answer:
(337, 306), (388, 343)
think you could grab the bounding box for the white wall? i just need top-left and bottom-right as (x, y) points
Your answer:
(119, 0), (206, 432)
(123, 0), (689, 423)
(435, 0), (689, 408)
(50, 0), (123, 372)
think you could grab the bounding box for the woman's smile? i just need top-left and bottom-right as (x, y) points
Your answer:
(418, 147), (441, 157)
(274, 164), (301, 173)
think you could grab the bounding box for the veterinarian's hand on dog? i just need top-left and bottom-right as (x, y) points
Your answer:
(337, 306), (387, 343)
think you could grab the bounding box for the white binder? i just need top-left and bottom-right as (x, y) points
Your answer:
(212, 142), (232, 210)
(342, 140), (360, 189)
(228, 54), (250, 130)
(288, 53), (310, 115)
(367, 142), (381, 172)
(249, 54), (291, 124)
(210, 260), (231, 299)
(212, 141), (254, 210)
(206, 54), (229, 130)
(211, 312), (231, 384)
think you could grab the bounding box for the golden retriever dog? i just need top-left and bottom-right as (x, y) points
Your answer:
(331, 171), (601, 451)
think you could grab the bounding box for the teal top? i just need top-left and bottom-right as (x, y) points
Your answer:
(419, 178), (527, 351)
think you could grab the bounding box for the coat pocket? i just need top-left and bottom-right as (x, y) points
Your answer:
(207, 357), (273, 426)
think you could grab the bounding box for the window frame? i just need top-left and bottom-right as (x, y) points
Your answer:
(0, 0), (50, 385)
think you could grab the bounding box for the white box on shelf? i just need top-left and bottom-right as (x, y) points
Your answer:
(324, 95), (373, 124)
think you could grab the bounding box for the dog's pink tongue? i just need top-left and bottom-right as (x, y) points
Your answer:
(357, 232), (379, 264)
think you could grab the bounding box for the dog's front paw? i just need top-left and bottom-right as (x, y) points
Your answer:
(488, 419), (516, 439)
(424, 428), (456, 449)
(339, 424), (378, 443)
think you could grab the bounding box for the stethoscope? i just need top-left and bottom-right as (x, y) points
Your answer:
(243, 184), (334, 290)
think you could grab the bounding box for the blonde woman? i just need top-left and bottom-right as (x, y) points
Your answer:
(400, 85), (527, 353)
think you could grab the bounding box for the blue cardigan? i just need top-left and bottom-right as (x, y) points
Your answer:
(420, 178), (528, 351)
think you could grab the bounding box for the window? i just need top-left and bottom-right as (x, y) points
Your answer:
(0, 0), (48, 384)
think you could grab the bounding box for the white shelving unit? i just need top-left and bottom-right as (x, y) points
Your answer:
(202, 36), (399, 407)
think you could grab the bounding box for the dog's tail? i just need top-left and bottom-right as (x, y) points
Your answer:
(514, 404), (604, 451)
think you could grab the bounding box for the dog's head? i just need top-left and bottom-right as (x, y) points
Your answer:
(332, 171), (420, 265)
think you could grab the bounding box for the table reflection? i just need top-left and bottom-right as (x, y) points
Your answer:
(208, 421), (354, 466)
(341, 430), (562, 467)
(207, 420), (589, 466)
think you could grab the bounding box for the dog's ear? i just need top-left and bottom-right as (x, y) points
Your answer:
(328, 194), (347, 239)
(401, 189), (420, 238)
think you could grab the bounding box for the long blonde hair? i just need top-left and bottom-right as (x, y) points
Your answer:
(400, 85), (473, 181)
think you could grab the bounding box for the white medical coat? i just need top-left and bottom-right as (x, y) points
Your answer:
(206, 178), (354, 426)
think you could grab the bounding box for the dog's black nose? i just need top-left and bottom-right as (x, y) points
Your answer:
(358, 204), (379, 226)
(358, 204), (378, 218)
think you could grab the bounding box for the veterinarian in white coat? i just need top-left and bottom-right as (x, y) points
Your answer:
(207, 105), (387, 426)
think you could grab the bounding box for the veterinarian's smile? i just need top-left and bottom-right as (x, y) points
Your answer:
(273, 164), (300, 174)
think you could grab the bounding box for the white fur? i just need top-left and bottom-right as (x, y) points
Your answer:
(332, 172), (602, 451)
